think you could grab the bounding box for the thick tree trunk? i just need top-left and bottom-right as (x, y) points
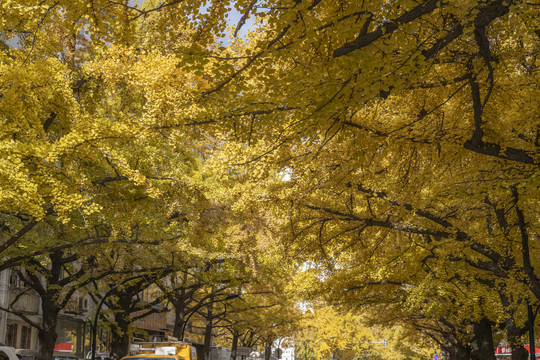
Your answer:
(510, 346), (529, 360)
(38, 328), (58, 360)
(172, 296), (186, 340)
(109, 311), (132, 360)
(473, 318), (495, 360)
(38, 299), (60, 360)
(203, 300), (214, 360)
(110, 329), (131, 360)
(507, 324), (528, 360)
(231, 332), (239, 360)
(445, 343), (471, 360)
(264, 344), (272, 360)
(503, 312), (528, 360)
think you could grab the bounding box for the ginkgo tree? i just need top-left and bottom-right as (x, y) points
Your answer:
(0, 0), (228, 263)
(1, 1), (538, 359)
(291, 305), (437, 360)
(197, 1), (539, 359)
(0, 2), (233, 359)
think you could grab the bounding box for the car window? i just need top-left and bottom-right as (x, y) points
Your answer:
(0, 351), (9, 360)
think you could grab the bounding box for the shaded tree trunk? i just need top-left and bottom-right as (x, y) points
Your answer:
(264, 344), (272, 360)
(110, 325), (131, 360)
(109, 293), (134, 360)
(507, 320), (528, 360)
(165, 272), (204, 341)
(511, 347), (529, 360)
(38, 298), (60, 360)
(499, 292), (528, 360)
(103, 272), (168, 359)
(203, 297), (214, 360)
(231, 332), (239, 360)
(473, 318), (495, 360)
(172, 291), (187, 340)
(445, 343), (471, 360)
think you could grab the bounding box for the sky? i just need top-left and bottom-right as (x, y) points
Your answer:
(3, 1), (256, 49)
(227, 6), (257, 39)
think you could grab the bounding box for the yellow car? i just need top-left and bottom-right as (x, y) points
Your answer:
(122, 342), (197, 360)
(122, 357), (179, 360)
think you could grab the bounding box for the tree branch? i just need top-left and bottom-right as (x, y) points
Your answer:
(0, 208), (53, 254)
(333, 0), (439, 57)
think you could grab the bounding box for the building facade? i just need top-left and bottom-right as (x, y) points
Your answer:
(0, 269), (172, 357)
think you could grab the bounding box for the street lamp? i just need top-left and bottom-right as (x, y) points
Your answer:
(313, 337), (336, 360)
(314, 337), (336, 344)
(528, 303), (540, 360)
(65, 311), (94, 356)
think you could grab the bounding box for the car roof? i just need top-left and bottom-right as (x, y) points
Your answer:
(15, 349), (40, 355)
(52, 352), (78, 358)
(123, 356), (177, 359)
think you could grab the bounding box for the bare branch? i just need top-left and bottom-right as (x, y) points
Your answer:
(234, 0), (258, 37)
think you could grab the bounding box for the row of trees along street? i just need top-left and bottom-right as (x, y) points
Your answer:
(0, 1), (538, 360)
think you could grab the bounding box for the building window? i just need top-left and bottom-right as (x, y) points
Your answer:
(9, 272), (18, 287)
(79, 297), (89, 311)
(20, 325), (31, 349)
(6, 323), (17, 347)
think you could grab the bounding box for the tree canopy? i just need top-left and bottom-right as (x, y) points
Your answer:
(0, 1), (538, 359)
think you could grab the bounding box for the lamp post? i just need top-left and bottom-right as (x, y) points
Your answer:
(180, 293), (240, 341)
(528, 303), (540, 360)
(314, 337), (336, 344)
(314, 337), (336, 360)
(65, 311), (94, 357)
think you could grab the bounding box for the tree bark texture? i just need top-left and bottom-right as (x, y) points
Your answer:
(38, 299), (60, 360)
(473, 318), (496, 360)
(203, 299), (214, 360)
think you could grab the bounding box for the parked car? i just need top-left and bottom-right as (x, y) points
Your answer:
(14, 349), (39, 360)
(15, 349), (82, 360)
(0, 346), (19, 360)
(53, 351), (80, 360)
(85, 352), (111, 360)
(123, 341), (197, 360)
